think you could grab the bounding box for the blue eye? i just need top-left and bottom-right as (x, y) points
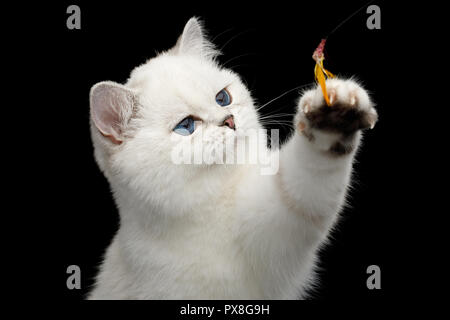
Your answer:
(173, 117), (196, 136)
(216, 89), (232, 106)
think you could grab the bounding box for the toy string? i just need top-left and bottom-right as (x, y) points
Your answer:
(325, 0), (376, 40)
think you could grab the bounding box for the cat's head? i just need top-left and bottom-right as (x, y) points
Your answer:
(90, 18), (261, 211)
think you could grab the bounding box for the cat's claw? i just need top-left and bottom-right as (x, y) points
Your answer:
(349, 93), (356, 107)
(328, 88), (336, 105)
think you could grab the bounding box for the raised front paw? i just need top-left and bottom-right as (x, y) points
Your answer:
(296, 78), (378, 155)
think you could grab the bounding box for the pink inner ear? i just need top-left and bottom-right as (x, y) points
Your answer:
(91, 84), (132, 144)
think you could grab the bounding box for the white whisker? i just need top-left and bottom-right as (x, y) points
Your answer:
(256, 83), (314, 112)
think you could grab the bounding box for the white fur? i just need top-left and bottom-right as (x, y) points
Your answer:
(88, 18), (377, 299)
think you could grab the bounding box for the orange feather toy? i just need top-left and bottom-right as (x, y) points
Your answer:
(312, 39), (335, 106)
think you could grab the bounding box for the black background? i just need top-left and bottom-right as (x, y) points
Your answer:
(15, 0), (432, 302)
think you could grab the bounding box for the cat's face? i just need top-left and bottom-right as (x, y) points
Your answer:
(126, 52), (260, 167)
(90, 18), (261, 209)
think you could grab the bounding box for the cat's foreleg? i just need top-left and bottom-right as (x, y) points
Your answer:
(279, 78), (378, 234)
(237, 78), (378, 298)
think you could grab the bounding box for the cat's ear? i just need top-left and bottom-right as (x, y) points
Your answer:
(90, 81), (136, 145)
(173, 17), (219, 59)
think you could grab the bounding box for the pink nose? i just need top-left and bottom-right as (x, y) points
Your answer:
(222, 115), (235, 130)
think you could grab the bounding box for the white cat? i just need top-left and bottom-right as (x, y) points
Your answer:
(88, 17), (378, 299)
